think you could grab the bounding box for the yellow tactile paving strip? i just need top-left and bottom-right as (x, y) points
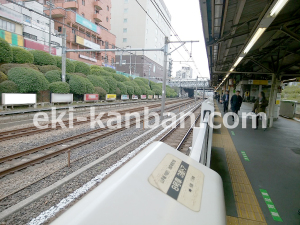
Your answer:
(213, 101), (267, 225)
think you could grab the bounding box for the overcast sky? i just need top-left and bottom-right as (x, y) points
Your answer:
(163, 0), (210, 79)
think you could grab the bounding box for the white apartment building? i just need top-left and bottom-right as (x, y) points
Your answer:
(111, 0), (171, 79)
(176, 66), (193, 79)
(1, 1), (62, 56)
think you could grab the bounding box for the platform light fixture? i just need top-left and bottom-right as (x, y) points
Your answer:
(233, 57), (244, 67)
(243, 28), (266, 54)
(270, 0), (289, 17)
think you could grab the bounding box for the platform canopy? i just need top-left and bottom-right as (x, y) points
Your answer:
(199, 0), (300, 88)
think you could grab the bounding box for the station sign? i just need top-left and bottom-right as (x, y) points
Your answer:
(148, 95), (153, 99)
(84, 94), (99, 101)
(132, 95), (138, 100)
(121, 95), (129, 100)
(248, 80), (272, 85)
(141, 95), (147, 100)
(106, 94), (116, 101)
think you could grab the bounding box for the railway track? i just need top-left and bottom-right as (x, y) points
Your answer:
(0, 100), (195, 177)
(159, 104), (202, 154)
(0, 99), (191, 142)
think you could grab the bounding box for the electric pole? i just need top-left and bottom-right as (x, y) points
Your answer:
(61, 28), (66, 82)
(46, 0), (54, 54)
(160, 37), (169, 121)
(195, 76), (198, 103)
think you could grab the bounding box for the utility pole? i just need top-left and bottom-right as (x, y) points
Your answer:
(195, 76), (198, 103)
(134, 51), (137, 74)
(129, 51), (132, 75)
(160, 37), (169, 121)
(61, 28), (66, 82)
(47, 0), (53, 54)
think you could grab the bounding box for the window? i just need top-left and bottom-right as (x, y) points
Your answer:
(58, 26), (62, 32)
(123, 18), (127, 23)
(124, 8), (128, 13)
(72, 28), (76, 34)
(123, 38), (127, 43)
(107, 6), (109, 11)
(95, 9), (99, 14)
(23, 15), (31, 23)
(0, 19), (15, 33)
(82, 0), (85, 5)
(105, 41), (109, 49)
(106, 17), (109, 22)
(23, 32), (37, 41)
(123, 28), (127, 33)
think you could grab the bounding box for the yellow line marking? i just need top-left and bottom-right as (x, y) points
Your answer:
(213, 100), (267, 224)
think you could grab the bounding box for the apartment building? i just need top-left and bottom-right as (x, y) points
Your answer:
(45, 0), (116, 66)
(176, 66), (193, 79)
(111, 0), (171, 80)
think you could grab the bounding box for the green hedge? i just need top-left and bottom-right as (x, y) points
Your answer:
(0, 37), (13, 63)
(117, 82), (127, 95)
(134, 79), (150, 89)
(147, 90), (155, 95)
(102, 76), (117, 94)
(54, 56), (75, 73)
(87, 75), (109, 93)
(126, 85), (134, 95)
(38, 65), (61, 74)
(45, 70), (61, 83)
(71, 73), (87, 78)
(91, 69), (111, 77)
(135, 77), (149, 86)
(0, 80), (19, 93)
(74, 61), (90, 75)
(112, 73), (129, 82)
(140, 86), (148, 95)
(49, 81), (70, 93)
(0, 72), (8, 83)
(0, 63), (39, 75)
(116, 87), (121, 96)
(68, 75), (94, 94)
(90, 65), (102, 70)
(31, 50), (56, 66)
(152, 86), (162, 95)
(102, 67), (116, 73)
(134, 86), (142, 95)
(94, 86), (107, 98)
(7, 67), (49, 93)
(11, 47), (34, 64)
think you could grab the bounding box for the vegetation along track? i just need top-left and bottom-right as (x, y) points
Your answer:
(0, 100), (195, 178)
(0, 99), (191, 142)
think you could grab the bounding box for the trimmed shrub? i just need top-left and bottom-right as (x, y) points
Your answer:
(71, 73), (87, 78)
(8, 67), (49, 93)
(54, 56), (75, 73)
(124, 81), (137, 88)
(11, 47), (34, 64)
(134, 86), (142, 95)
(117, 82), (127, 95)
(112, 73), (129, 82)
(102, 76), (117, 94)
(91, 69), (111, 77)
(102, 67), (116, 73)
(0, 80), (18, 93)
(0, 63), (39, 75)
(126, 86), (134, 95)
(68, 75), (94, 94)
(31, 50), (56, 66)
(45, 70), (61, 83)
(90, 65), (102, 70)
(147, 90), (155, 95)
(0, 37), (13, 63)
(134, 79), (149, 89)
(0, 72), (8, 83)
(152, 86), (162, 95)
(38, 65), (61, 74)
(74, 61), (90, 75)
(94, 86), (107, 98)
(140, 86), (148, 95)
(116, 87), (121, 96)
(49, 81), (70, 93)
(135, 77), (149, 86)
(87, 75), (109, 93)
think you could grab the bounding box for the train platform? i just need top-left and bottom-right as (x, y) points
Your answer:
(211, 100), (300, 225)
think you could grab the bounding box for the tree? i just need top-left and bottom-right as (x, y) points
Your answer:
(91, 69), (111, 77)
(87, 75), (109, 93)
(102, 67), (116, 73)
(49, 81), (70, 93)
(7, 67), (49, 93)
(102, 76), (117, 94)
(0, 80), (18, 93)
(0, 63), (39, 75)
(38, 65), (61, 74)
(54, 56), (75, 73)
(31, 50), (56, 66)
(126, 85), (134, 95)
(74, 61), (90, 75)
(0, 37), (13, 63)
(90, 65), (102, 70)
(94, 86), (107, 99)
(11, 47), (34, 64)
(112, 73), (129, 82)
(45, 70), (61, 83)
(68, 75), (95, 94)
(117, 82), (128, 94)
(0, 72), (8, 83)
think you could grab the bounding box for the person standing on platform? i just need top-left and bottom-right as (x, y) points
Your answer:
(253, 91), (268, 130)
(230, 90), (243, 121)
(222, 91), (229, 113)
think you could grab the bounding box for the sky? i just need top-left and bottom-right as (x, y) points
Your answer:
(163, 0), (210, 79)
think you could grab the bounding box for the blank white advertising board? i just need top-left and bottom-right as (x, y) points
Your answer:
(51, 93), (73, 103)
(2, 93), (36, 105)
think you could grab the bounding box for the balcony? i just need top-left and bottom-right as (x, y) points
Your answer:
(63, 1), (79, 9)
(94, 13), (102, 22)
(94, 1), (102, 10)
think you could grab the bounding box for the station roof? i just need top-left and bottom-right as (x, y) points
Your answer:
(199, 0), (300, 88)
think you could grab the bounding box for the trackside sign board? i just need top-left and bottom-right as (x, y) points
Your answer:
(106, 94), (116, 101)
